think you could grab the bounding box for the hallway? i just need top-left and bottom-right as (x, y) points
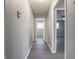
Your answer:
(28, 38), (64, 59)
(5, 0), (75, 59)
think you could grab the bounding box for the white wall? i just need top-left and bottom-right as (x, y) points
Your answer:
(45, 0), (59, 53)
(5, 0), (34, 59)
(65, 0), (75, 59)
(55, 0), (64, 8)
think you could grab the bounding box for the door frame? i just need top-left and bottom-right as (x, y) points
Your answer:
(64, 0), (67, 59)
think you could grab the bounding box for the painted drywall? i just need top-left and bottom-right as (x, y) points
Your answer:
(65, 0), (75, 59)
(55, 0), (64, 8)
(45, 0), (59, 53)
(5, 0), (34, 59)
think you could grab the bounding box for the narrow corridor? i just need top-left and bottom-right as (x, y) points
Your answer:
(5, 0), (75, 59)
(28, 37), (64, 59)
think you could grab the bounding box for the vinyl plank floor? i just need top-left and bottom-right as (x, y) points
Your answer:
(28, 37), (64, 59)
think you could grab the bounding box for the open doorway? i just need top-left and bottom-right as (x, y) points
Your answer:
(35, 18), (45, 41)
(55, 8), (65, 53)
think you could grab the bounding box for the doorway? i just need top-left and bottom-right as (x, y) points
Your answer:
(55, 8), (65, 52)
(35, 17), (45, 41)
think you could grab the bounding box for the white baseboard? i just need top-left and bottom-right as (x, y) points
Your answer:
(45, 40), (56, 54)
(24, 44), (33, 59)
(45, 40), (53, 53)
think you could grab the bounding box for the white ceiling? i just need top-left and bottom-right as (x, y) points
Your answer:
(29, 0), (53, 16)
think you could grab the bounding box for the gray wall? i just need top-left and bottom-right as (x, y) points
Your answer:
(65, 0), (75, 59)
(5, 0), (34, 59)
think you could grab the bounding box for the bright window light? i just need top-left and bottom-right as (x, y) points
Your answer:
(56, 22), (59, 29)
(37, 22), (44, 29)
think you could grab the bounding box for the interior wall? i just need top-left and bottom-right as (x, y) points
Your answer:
(5, 0), (34, 59)
(55, 0), (64, 8)
(45, 0), (59, 53)
(65, 0), (75, 59)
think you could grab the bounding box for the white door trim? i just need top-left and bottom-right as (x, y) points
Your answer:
(64, 0), (67, 59)
(43, 18), (45, 41)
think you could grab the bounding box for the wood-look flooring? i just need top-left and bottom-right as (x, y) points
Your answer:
(28, 37), (64, 59)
